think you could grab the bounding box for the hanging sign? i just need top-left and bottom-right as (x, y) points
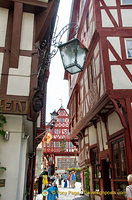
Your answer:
(43, 131), (52, 144)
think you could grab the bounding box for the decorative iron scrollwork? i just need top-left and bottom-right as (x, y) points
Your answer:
(32, 23), (78, 113)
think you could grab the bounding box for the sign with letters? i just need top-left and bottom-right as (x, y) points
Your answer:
(0, 99), (28, 114)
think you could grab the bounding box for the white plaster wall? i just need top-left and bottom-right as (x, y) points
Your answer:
(0, 7), (8, 47)
(111, 65), (132, 89)
(103, 0), (116, 6)
(97, 122), (103, 151)
(78, 0), (87, 25)
(7, 56), (31, 96)
(0, 53), (4, 83)
(108, 49), (116, 61)
(95, 56), (100, 76)
(89, 126), (97, 146)
(37, 112), (41, 128)
(126, 64), (132, 75)
(121, 9), (132, 27)
(84, 128), (89, 144)
(20, 12), (34, 50)
(36, 0), (48, 2)
(108, 111), (124, 135)
(89, 166), (93, 192)
(17, 139), (27, 200)
(107, 37), (121, 58)
(101, 10), (114, 27)
(0, 115), (23, 200)
(100, 75), (104, 96)
(101, 121), (108, 150)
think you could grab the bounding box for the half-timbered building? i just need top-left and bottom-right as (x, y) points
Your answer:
(0, 0), (59, 199)
(66, 0), (132, 199)
(41, 106), (79, 175)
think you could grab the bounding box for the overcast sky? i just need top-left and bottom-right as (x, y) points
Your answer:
(46, 0), (73, 122)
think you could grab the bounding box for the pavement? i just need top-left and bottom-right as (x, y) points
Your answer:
(34, 182), (89, 200)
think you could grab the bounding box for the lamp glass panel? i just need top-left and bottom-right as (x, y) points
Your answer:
(60, 43), (76, 67)
(66, 65), (82, 74)
(77, 46), (87, 69)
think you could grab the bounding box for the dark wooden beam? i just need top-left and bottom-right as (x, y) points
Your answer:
(10, 0), (48, 8)
(35, 0), (59, 42)
(71, 94), (110, 139)
(10, 2), (23, 68)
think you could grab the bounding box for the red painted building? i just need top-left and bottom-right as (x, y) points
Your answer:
(42, 106), (79, 175)
(65, 0), (132, 200)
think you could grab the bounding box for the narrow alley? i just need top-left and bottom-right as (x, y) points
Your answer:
(34, 182), (89, 200)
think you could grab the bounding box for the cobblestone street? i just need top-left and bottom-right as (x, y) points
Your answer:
(34, 182), (89, 200)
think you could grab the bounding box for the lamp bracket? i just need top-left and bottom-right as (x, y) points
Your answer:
(32, 23), (78, 113)
(35, 22), (78, 63)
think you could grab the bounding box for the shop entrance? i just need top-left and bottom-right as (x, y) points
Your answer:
(102, 159), (112, 200)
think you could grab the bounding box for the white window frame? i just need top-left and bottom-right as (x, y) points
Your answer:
(125, 38), (132, 58)
(121, 0), (132, 5)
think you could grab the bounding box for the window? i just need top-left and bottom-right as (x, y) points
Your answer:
(58, 159), (61, 169)
(67, 159), (71, 168)
(125, 39), (132, 58)
(54, 142), (56, 147)
(121, 0), (132, 5)
(112, 138), (127, 178)
(51, 141), (53, 147)
(56, 129), (59, 134)
(71, 159), (75, 168)
(91, 148), (100, 191)
(69, 142), (73, 148)
(58, 141), (60, 147)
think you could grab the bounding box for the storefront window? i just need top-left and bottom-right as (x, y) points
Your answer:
(91, 148), (100, 191)
(112, 138), (127, 198)
(112, 139), (127, 178)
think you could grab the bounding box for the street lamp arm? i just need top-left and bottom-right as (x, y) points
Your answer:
(35, 130), (46, 139)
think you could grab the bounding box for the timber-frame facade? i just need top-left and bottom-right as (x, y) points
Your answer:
(0, 1), (60, 200)
(66, 0), (132, 200)
(41, 106), (79, 175)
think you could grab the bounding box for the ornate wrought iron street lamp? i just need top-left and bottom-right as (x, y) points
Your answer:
(58, 38), (88, 74)
(33, 23), (88, 114)
(50, 110), (59, 122)
(35, 23), (88, 75)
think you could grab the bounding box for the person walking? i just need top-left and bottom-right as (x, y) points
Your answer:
(126, 174), (132, 200)
(63, 172), (67, 188)
(71, 171), (76, 188)
(68, 172), (72, 188)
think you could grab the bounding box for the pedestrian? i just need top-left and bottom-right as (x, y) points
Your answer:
(58, 174), (62, 187)
(126, 174), (132, 200)
(68, 172), (72, 188)
(71, 171), (76, 188)
(47, 182), (58, 200)
(64, 172), (67, 188)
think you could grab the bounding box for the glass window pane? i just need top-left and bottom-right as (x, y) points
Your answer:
(122, 0), (132, 4)
(112, 139), (126, 178)
(126, 40), (132, 48)
(127, 50), (132, 58)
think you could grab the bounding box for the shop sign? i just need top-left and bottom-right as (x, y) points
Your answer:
(0, 99), (28, 114)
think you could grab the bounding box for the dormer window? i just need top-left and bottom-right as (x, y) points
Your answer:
(121, 0), (132, 5)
